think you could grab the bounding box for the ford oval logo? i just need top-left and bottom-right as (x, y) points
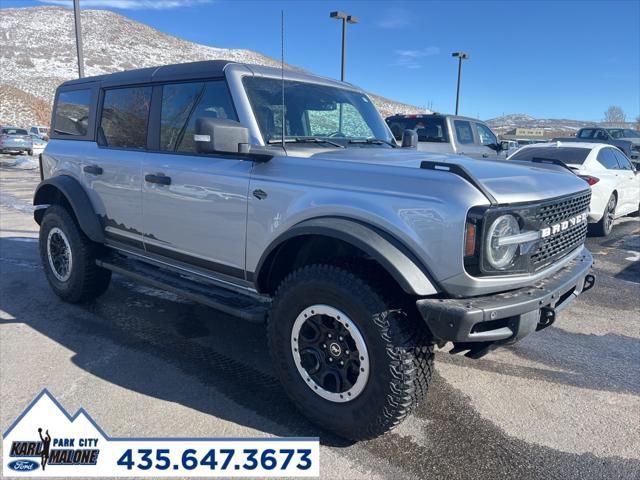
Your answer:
(8, 459), (39, 471)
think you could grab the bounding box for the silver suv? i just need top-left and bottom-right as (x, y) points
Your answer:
(35, 61), (595, 440)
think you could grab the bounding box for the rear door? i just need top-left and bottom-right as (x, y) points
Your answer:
(141, 79), (251, 280)
(89, 86), (151, 247)
(596, 147), (628, 209)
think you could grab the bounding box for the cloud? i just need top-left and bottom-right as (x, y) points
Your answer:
(377, 9), (410, 29)
(38, 0), (212, 9)
(393, 47), (440, 68)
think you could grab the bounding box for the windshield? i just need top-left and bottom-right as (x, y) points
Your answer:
(1, 128), (28, 135)
(608, 129), (640, 139)
(243, 77), (394, 146)
(510, 146), (590, 164)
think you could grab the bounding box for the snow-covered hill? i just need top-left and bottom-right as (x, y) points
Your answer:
(485, 113), (635, 135)
(0, 6), (424, 127)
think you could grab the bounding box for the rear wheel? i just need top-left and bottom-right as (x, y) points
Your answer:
(267, 264), (434, 440)
(39, 205), (111, 302)
(593, 193), (616, 236)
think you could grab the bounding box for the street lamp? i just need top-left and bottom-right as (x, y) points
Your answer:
(330, 11), (358, 82)
(73, 0), (85, 78)
(451, 51), (469, 115)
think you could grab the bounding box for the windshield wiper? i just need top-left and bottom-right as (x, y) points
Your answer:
(267, 137), (344, 148)
(347, 138), (397, 148)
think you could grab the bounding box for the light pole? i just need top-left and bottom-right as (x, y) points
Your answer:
(330, 11), (358, 82)
(451, 52), (469, 115)
(73, 0), (85, 78)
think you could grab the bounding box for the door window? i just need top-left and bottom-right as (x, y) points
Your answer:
(597, 148), (620, 169)
(53, 89), (91, 136)
(475, 123), (497, 146)
(612, 149), (634, 170)
(99, 87), (151, 149)
(160, 80), (237, 153)
(453, 120), (474, 144)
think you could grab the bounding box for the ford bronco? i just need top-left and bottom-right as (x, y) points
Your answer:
(35, 61), (595, 440)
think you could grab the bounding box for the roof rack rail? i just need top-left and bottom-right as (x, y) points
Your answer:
(420, 161), (497, 205)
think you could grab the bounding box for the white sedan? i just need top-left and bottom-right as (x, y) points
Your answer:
(508, 141), (640, 236)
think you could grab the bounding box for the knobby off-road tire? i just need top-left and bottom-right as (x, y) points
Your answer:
(267, 264), (434, 440)
(39, 205), (111, 303)
(593, 193), (616, 237)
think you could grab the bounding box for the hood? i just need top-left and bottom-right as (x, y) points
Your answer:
(311, 148), (589, 205)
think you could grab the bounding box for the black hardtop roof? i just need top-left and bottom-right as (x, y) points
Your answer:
(59, 60), (235, 89)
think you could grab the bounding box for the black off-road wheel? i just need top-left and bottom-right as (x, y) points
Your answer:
(267, 264), (434, 440)
(39, 205), (111, 303)
(593, 193), (616, 237)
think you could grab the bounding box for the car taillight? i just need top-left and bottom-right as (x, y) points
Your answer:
(579, 175), (600, 186)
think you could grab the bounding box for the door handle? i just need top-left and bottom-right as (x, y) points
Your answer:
(482, 153), (489, 158)
(253, 189), (268, 200)
(145, 173), (171, 185)
(83, 165), (103, 175)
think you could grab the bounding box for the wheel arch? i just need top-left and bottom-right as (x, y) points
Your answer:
(33, 176), (104, 243)
(253, 217), (439, 296)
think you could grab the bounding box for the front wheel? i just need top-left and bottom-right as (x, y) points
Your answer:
(39, 205), (111, 302)
(267, 264), (434, 440)
(593, 193), (616, 236)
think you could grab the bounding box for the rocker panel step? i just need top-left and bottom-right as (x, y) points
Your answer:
(96, 256), (269, 323)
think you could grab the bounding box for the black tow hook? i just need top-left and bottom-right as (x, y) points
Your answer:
(582, 273), (596, 293)
(536, 307), (556, 331)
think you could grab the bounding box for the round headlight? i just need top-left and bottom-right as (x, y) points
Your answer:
(485, 215), (520, 270)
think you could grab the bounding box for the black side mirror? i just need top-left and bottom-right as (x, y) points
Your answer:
(195, 118), (250, 154)
(401, 129), (418, 148)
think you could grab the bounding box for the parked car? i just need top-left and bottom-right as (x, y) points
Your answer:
(553, 127), (638, 160)
(29, 134), (47, 156)
(29, 125), (50, 141)
(35, 60), (595, 440)
(509, 142), (639, 236)
(0, 126), (33, 155)
(385, 113), (509, 159)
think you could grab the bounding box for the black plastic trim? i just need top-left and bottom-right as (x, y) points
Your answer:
(254, 217), (439, 295)
(420, 161), (498, 205)
(32, 176), (104, 243)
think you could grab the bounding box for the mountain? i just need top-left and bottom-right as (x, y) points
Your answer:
(485, 113), (635, 136)
(0, 6), (424, 127)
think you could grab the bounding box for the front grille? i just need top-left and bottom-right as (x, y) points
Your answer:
(534, 191), (591, 225)
(530, 190), (591, 270)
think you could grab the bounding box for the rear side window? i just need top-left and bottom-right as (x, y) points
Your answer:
(454, 120), (474, 144)
(612, 149), (634, 170)
(597, 148), (620, 169)
(160, 80), (237, 153)
(1, 128), (28, 135)
(509, 146), (590, 164)
(99, 87), (151, 149)
(578, 129), (594, 138)
(385, 117), (448, 143)
(54, 89), (91, 136)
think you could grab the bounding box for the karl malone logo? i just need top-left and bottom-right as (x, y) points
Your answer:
(3, 389), (103, 475)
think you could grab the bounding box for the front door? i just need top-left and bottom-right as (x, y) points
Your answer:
(142, 79), (251, 280)
(451, 119), (485, 158)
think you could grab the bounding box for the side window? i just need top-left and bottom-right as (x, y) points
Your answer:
(454, 120), (474, 144)
(53, 89), (91, 136)
(578, 129), (592, 138)
(99, 86), (151, 149)
(594, 129), (608, 140)
(160, 80), (237, 153)
(597, 148), (620, 169)
(613, 149), (634, 170)
(475, 123), (497, 146)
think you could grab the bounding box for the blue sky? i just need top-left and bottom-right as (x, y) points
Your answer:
(4, 0), (640, 121)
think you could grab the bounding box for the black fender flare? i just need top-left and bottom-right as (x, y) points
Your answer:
(33, 176), (104, 243)
(254, 217), (439, 296)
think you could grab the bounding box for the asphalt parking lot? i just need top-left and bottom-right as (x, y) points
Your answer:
(1, 156), (639, 479)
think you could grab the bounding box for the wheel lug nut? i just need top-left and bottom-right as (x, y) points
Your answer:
(339, 360), (344, 366)
(339, 336), (343, 341)
(345, 350), (349, 355)
(322, 343), (327, 348)
(328, 358), (333, 362)
(327, 334), (332, 339)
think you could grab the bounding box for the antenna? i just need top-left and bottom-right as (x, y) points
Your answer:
(281, 10), (286, 150)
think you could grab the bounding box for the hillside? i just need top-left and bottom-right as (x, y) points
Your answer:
(485, 113), (636, 136)
(0, 6), (423, 127)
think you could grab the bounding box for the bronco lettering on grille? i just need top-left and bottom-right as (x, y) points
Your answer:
(540, 212), (587, 239)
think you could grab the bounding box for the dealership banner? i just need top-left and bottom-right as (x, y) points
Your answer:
(3, 390), (319, 477)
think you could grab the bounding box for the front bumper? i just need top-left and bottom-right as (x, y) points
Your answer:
(416, 249), (594, 356)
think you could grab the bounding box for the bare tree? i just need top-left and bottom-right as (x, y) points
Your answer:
(603, 106), (626, 127)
